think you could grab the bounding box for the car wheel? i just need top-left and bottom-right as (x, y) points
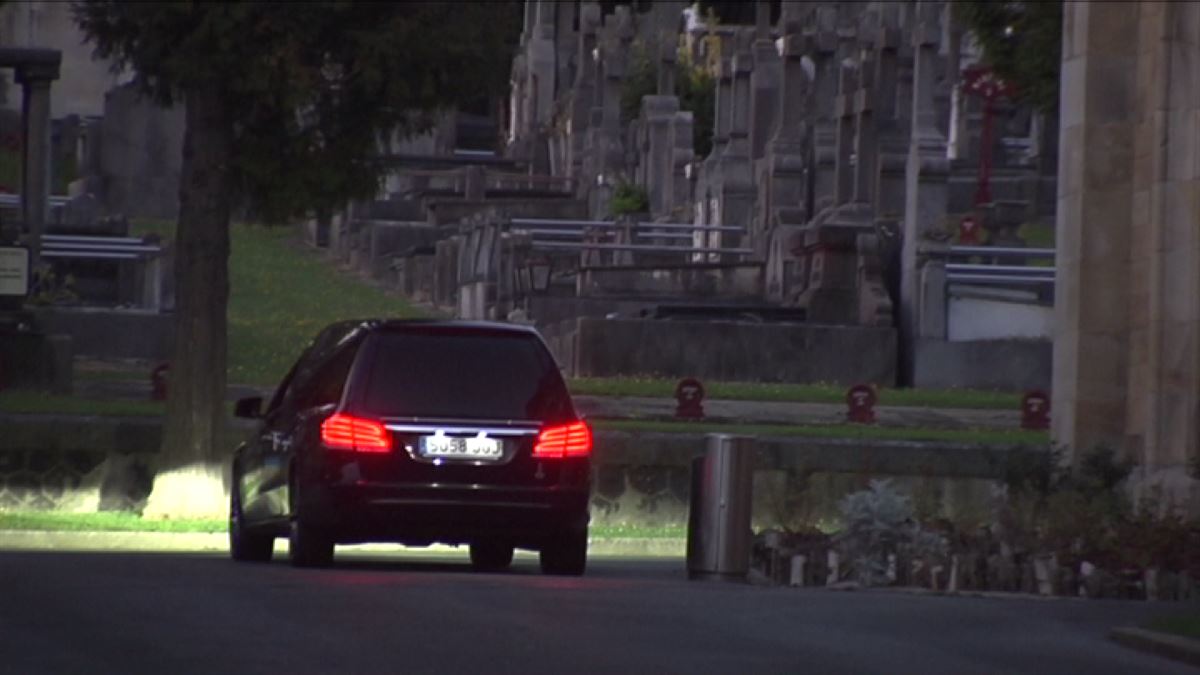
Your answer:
(288, 482), (334, 568)
(539, 528), (587, 576)
(229, 483), (274, 563)
(469, 542), (514, 572)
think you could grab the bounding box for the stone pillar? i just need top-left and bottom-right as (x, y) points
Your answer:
(1053, 1), (1138, 457)
(718, 33), (755, 246)
(16, 58), (60, 273)
(640, 95), (680, 217)
(833, 60), (859, 206)
(806, 6), (841, 215)
(568, 3), (601, 184)
(873, 19), (907, 220)
(749, 39), (781, 161)
(712, 57), (734, 156)
(1055, 1), (1200, 512)
(852, 50), (878, 206)
(657, 40), (677, 96)
(900, 0), (949, 384)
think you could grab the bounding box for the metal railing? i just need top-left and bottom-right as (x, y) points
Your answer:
(931, 246), (1056, 287)
(510, 218), (744, 233)
(41, 234), (162, 260)
(0, 193), (70, 208)
(532, 241), (753, 255)
(510, 218), (751, 258)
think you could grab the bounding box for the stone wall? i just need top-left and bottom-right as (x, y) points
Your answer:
(913, 338), (1051, 392)
(548, 316), (897, 384)
(32, 306), (173, 361)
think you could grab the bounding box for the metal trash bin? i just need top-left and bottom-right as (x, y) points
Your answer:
(686, 434), (755, 581)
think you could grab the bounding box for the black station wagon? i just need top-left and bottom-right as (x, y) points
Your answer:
(228, 320), (591, 575)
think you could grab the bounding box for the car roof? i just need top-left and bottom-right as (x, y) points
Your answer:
(332, 318), (540, 336)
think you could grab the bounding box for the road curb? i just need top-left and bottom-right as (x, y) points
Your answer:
(1110, 627), (1200, 668)
(0, 530), (685, 558)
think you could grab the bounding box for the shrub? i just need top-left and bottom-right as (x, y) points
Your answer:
(610, 181), (649, 216)
(834, 479), (946, 586)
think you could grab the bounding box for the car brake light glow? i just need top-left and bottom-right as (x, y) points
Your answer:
(533, 421), (591, 459)
(321, 413), (391, 453)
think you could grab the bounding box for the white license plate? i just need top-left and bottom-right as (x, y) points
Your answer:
(419, 433), (503, 460)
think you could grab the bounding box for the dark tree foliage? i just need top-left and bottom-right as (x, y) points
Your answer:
(73, 1), (521, 223)
(697, 1), (780, 26)
(70, 1), (522, 516)
(955, 1), (1063, 112)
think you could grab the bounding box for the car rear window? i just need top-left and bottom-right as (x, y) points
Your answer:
(356, 329), (574, 421)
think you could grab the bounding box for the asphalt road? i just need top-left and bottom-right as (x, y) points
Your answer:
(0, 550), (1190, 675)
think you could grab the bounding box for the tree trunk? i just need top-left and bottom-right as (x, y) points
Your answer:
(143, 81), (233, 519)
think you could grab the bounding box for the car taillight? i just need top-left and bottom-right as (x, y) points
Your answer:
(321, 413), (391, 453)
(533, 421), (591, 459)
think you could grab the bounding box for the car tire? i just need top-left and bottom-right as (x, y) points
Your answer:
(470, 542), (514, 572)
(539, 528), (587, 576)
(288, 481), (334, 568)
(229, 483), (274, 563)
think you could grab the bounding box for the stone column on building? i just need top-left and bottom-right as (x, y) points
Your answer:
(1054, 1), (1200, 513)
(900, 0), (950, 384)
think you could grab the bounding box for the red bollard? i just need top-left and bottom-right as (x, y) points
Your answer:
(1021, 390), (1050, 430)
(675, 378), (705, 419)
(151, 362), (170, 401)
(846, 384), (877, 424)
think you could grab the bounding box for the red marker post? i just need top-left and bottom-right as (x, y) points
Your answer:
(675, 378), (705, 420)
(846, 384), (877, 424)
(1021, 390), (1050, 430)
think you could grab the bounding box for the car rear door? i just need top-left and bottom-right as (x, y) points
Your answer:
(344, 327), (582, 490)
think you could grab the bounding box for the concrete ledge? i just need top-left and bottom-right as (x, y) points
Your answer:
(555, 317), (897, 385)
(0, 530), (685, 558)
(32, 307), (173, 360)
(1110, 627), (1200, 669)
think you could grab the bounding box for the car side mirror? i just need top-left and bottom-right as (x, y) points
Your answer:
(234, 396), (263, 419)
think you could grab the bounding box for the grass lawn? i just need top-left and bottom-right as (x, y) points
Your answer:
(227, 224), (427, 386)
(0, 511), (685, 539)
(0, 391), (165, 417)
(1145, 615), (1200, 641)
(594, 419), (1048, 445)
(132, 220), (428, 388)
(0, 511), (225, 533)
(569, 377), (1021, 410)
